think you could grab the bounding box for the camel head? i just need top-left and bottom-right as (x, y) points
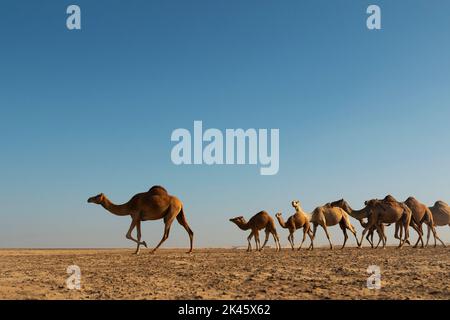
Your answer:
(291, 200), (301, 208)
(87, 193), (105, 204)
(275, 212), (282, 218)
(229, 216), (245, 223)
(364, 199), (378, 207)
(330, 198), (352, 214)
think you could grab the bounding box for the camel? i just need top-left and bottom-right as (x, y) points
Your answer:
(229, 211), (281, 252)
(427, 201), (450, 247)
(329, 199), (386, 248)
(87, 185), (194, 254)
(360, 195), (413, 248)
(275, 200), (313, 250)
(404, 197), (445, 248)
(309, 202), (359, 250)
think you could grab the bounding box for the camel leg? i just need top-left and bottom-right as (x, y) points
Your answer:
(261, 229), (271, 250)
(411, 222), (424, 248)
(428, 223), (446, 247)
(151, 216), (176, 254)
(375, 235), (382, 249)
(394, 222), (410, 246)
(272, 232), (281, 252)
(419, 223), (425, 248)
(397, 222), (404, 248)
(398, 218), (410, 249)
(366, 230), (373, 248)
(374, 224), (384, 248)
(394, 222), (403, 248)
(321, 224), (333, 250)
(370, 230), (375, 248)
(380, 225), (387, 249)
(247, 232), (254, 252)
(134, 221), (147, 255)
(254, 230), (261, 251)
(308, 223), (317, 250)
(306, 225), (314, 249)
(359, 223), (375, 248)
(176, 209), (194, 253)
(394, 222), (401, 243)
(297, 225), (308, 250)
(359, 228), (368, 248)
(125, 218), (147, 252)
(290, 231), (295, 250)
(135, 222), (141, 255)
(426, 224), (431, 247)
(339, 224), (348, 250)
(344, 219), (359, 247)
(374, 224), (385, 249)
(288, 233), (294, 250)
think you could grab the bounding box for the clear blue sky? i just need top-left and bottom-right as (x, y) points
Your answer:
(1, 0), (449, 248)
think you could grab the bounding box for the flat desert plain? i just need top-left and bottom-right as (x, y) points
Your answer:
(0, 247), (448, 300)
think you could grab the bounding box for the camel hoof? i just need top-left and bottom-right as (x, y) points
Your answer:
(142, 241), (148, 248)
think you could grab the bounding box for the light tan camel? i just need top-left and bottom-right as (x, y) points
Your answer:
(275, 200), (313, 250)
(309, 202), (359, 250)
(87, 185), (194, 254)
(427, 201), (450, 247)
(404, 197), (445, 248)
(229, 211), (281, 252)
(329, 199), (386, 248)
(429, 201), (450, 226)
(428, 200), (450, 246)
(361, 195), (413, 248)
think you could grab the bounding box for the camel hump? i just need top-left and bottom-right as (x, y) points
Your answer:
(148, 185), (168, 195)
(384, 194), (397, 202)
(435, 200), (447, 207)
(257, 210), (270, 218)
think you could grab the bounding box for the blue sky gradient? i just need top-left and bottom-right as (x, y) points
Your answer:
(1, 0), (449, 248)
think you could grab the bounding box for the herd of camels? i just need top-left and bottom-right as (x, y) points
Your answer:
(87, 185), (450, 254)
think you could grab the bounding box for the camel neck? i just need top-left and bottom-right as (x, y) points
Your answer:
(276, 216), (287, 228)
(348, 206), (369, 220)
(235, 221), (250, 231)
(101, 198), (130, 216)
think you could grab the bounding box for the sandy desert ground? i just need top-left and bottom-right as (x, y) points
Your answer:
(0, 247), (449, 300)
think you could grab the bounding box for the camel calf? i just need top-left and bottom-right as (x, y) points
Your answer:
(229, 211), (281, 252)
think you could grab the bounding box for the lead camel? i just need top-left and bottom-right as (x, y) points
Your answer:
(87, 185), (194, 254)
